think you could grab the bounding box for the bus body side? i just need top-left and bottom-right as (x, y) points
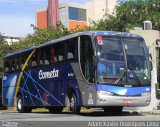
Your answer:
(2, 35), (94, 112)
(2, 31), (151, 113)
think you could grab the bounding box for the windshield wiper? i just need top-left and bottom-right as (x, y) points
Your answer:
(114, 67), (142, 86)
(128, 68), (142, 86)
(115, 68), (126, 84)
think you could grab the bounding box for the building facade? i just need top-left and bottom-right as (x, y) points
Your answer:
(36, 9), (48, 29)
(59, 3), (87, 30)
(48, 0), (59, 27)
(2, 35), (22, 45)
(86, 0), (116, 22)
(36, 0), (116, 29)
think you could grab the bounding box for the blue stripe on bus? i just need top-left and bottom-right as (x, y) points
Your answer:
(24, 71), (63, 106)
(22, 73), (35, 106)
(20, 87), (50, 106)
(28, 70), (46, 106)
(96, 84), (151, 96)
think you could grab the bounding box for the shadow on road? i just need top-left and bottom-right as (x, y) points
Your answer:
(79, 111), (143, 117)
(29, 110), (143, 117)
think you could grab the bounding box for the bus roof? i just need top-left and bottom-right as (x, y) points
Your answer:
(4, 31), (143, 58)
(4, 46), (37, 58)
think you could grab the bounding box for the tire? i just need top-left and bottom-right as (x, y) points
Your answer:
(103, 106), (123, 115)
(68, 93), (80, 114)
(17, 95), (32, 113)
(48, 107), (63, 113)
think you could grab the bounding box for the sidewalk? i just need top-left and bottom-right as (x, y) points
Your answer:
(123, 108), (160, 115)
(141, 110), (160, 115)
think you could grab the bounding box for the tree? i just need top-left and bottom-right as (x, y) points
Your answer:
(1, 0), (160, 66)
(0, 22), (70, 67)
(21, 22), (70, 48)
(0, 33), (4, 42)
(88, 0), (160, 32)
(9, 21), (70, 52)
(0, 41), (14, 67)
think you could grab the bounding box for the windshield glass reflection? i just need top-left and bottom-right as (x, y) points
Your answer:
(96, 36), (150, 86)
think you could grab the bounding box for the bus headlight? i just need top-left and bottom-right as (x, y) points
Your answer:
(141, 92), (150, 96)
(97, 91), (113, 96)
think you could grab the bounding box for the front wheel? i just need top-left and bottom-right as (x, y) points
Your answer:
(17, 95), (32, 113)
(66, 93), (80, 114)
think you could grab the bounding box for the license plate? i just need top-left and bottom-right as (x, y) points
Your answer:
(123, 100), (133, 104)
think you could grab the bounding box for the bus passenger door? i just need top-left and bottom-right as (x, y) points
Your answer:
(156, 47), (160, 99)
(80, 35), (96, 106)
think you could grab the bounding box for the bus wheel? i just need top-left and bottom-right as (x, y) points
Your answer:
(17, 95), (32, 113)
(49, 107), (63, 113)
(103, 106), (123, 115)
(69, 93), (80, 114)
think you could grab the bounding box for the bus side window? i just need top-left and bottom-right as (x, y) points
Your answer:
(51, 48), (56, 63)
(42, 47), (51, 65)
(54, 43), (65, 62)
(20, 58), (25, 69)
(36, 50), (41, 66)
(66, 38), (78, 61)
(11, 58), (19, 72)
(32, 54), (37, 67)
(4, 60), (10, 73)
(38, 50), (43, 65)
(80, 35), (95, 83)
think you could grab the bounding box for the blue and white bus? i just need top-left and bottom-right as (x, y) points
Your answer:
(2, 31), (151, 114)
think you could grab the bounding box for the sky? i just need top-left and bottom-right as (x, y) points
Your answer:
(0, 0), (89, 37)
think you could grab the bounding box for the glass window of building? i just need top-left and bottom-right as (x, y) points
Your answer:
(69, 7), (86, 21)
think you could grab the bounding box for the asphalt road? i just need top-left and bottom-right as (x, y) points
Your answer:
(0, 111), (160, 127)
(0, 111), (160, 121)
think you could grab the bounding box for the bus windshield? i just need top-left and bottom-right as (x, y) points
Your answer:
(96, 36), (150, 86)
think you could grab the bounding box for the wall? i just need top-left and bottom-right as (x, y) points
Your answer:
(59, 2), (87, 29)
(128, 30), (160, 111)
(85, 0), (116, 24)
(36, 9), (48, 29)
(68, 20), (87, 30)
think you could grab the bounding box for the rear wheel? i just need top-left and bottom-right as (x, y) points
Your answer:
(48, 107), (63, 113)
(17, 95), (32, 113)
(103, 106), (123, 115)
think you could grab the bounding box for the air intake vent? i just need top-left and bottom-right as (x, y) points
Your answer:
(144, 21), (152, 30)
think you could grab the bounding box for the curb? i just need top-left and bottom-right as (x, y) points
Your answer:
(140, 110), (160, 115)
(123, 110), (160, 115)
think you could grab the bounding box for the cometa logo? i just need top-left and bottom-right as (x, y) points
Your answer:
(39, 69), (59, 80)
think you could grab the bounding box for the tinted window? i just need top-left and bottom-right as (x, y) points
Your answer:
(4, 59), (10, 73)
(54, 43), (65, 62)
(66, 38), (78, 61)
(41, 47), (51, 65)
(69, 7), (86, 21)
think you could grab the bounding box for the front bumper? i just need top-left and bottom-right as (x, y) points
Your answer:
(96, 94), (150, 107)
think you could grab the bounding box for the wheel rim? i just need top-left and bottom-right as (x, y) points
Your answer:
(18, 98), (22, 110)
(70, 97), (75, 111)
(65, 96), (70, 107)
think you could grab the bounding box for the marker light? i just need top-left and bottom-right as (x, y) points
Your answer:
(97, 36), (103, 41)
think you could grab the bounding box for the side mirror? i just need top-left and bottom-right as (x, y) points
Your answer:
(149, 54), (153, 71)
(149, 54), (152, 61)
(150, 61), (153, 71)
